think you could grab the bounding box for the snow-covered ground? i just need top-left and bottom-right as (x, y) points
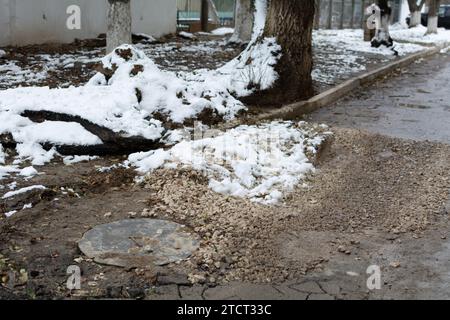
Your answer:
(391, 24), (450, 46)
(311, 28), (425, 86)
(0, 49), (102, 89)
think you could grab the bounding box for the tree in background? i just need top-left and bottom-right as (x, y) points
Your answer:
(426, 0), (441, 34)
(107, 0), (132, 53)
(371, 0), (394, 48)
(230, 0), (254, 43)
(408, 0), (427, 27)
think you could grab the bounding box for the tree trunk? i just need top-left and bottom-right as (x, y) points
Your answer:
(408, 0), (426, 27)
(328, 0), (333, 29)
(314, 0), (322, 29)
(201, 0), (209, 32)
(426, 0), (440, 34)
(371, 0), (393, 47)
(246, 0), (315, 105)
(107, 0), (132, 53)
(230, 0), (254, 43)
(340, 0), (345, 29)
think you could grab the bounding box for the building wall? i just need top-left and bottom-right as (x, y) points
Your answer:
(0, 0), (177, 46)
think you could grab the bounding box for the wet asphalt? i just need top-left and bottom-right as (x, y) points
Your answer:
(307, 51), (450, 145)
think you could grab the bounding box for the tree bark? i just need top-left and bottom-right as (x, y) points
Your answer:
(314, 0), (322, 29)
(408, 0), (427, 27)
(371, 0), (393, 47)
(230, 0), (255, 43)
(201, 0), (209, 32)
(246, 0), (315, 105)
(107, 0), (132, 53)
(426, 0), (441, 34)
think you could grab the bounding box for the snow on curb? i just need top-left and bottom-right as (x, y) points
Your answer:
(128, 121), (332, 205)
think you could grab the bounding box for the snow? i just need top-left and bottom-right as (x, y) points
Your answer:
(179, 31), (196, 39)
(211, 28), (234, 36)
(128, 121), (331, 204)
(0, 50), (101, 89)
(0, 165), (19, 181)
(0, 0), (278, 158)
(313, 29), (425, 57)
(0, 50), (6, 58)
(390, 24), (450, 46)
(15, 143), (57, 166)
(8, 120), (103, 146)
(19, 166), (38, 177)
(4, 210), (17, 218)
(2, 185), (46, 199)
(0, 145), (5, 164)
(133, 33), (156, 42)
(63, 155), (99, 165)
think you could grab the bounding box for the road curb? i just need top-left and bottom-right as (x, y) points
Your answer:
(254, 42), (449, 122)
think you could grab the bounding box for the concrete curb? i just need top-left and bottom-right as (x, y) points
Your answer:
(253, 42), (449, 122)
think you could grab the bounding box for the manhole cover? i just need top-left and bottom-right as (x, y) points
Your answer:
(78, 219), (200, 268)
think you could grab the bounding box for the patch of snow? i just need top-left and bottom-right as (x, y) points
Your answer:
(15, 143), (57, 166)
(12, 121), (102, 146)
(63, 155), (99, 165)
(2, 185), (46, 199)
(4, 210), (17, 218)
(19, 166), (38, 177)
(0, 165), (20, 181)
(313, 29), (425, 57)
(0, 145), (5, 164)
(179, 31), (196, 39)
(134, 33), (156, 42)
(211, 28), (234, 36)
(129, 121), (331, 205)
(391, 25), (450, 46)
(23, 203), (33, 210)
(0, 50), (6, 58)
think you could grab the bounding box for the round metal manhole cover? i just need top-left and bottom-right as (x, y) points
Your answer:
(78, 219), (200, 268)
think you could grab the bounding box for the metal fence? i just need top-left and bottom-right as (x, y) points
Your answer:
(316, 0), (405, 29)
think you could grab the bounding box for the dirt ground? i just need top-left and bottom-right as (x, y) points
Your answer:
(1, 126), (449, 299)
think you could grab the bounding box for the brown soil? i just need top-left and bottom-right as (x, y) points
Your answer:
(1, 127), (449, 299)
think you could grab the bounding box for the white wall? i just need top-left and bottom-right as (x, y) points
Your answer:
(0, 0), (11, 46)
(0, 0), (177, 46)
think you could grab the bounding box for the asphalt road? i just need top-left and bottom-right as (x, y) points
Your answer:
(307, 51), (450, 144)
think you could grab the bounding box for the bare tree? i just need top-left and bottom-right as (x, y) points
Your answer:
(107, 0), (132, 53)
(314, 0), (322, 30)
(371, 0), (393, 48)
(408, 0), (427, 27)
(230, 0), (255, 43)
(426, 0), (441, 34)
(201, 0), (209, 32)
